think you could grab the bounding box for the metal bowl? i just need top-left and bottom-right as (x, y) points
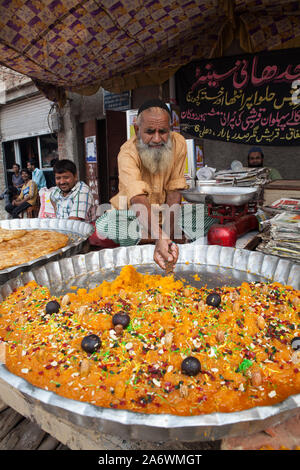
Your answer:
(0, 243), (299, 442)
(0, 218), (94, 284)
(181, 186), (258, 206)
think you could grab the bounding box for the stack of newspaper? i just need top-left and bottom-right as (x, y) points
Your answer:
(257, 210), (300, 263)
(214, 167), (270, 187)
(263, 197), (300, 214)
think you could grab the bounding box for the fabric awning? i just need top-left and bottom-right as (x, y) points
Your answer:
(0, 0), (299, 106)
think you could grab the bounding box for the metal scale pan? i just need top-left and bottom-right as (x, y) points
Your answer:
(0, 243), (299, 443)
(181, 186), (258, 206)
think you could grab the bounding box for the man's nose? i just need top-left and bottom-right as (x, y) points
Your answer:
(152, 131), (162, 144)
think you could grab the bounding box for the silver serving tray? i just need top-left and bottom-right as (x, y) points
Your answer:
(0, 218), (94, 284)
(181, 186), (258, 206)
(0, 243), (299, 442)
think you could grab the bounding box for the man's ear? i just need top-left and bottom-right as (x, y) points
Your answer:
(133, 123), (139, 136)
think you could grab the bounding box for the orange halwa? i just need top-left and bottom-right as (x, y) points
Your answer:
(0, 265), (299, 416)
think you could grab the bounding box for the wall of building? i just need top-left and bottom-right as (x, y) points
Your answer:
(202, 139), (300, 178)
(132, 82), (170, 109)
(0, 66), (32, 98)
(65, 89), (105, 181)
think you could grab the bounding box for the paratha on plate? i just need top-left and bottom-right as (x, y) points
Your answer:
(0, 229), (69, 270)
(0, 228), (27, 243)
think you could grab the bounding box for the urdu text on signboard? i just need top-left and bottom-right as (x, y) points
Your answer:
(176, 49), (300, 146)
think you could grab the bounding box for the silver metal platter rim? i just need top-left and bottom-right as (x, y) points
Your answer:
(182, 187), (258, 195)
(0, 242), (299, 296)
(0, 217), (94, 237)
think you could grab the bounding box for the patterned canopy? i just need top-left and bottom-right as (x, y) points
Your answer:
(0, 0), (299, 105)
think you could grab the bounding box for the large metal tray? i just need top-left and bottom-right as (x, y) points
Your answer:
(181, 186), (258, 206)
(0, 243), (299, 442)
(0, 218), (94, 284)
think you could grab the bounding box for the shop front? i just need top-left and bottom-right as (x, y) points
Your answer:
(0, 93), (58, 188)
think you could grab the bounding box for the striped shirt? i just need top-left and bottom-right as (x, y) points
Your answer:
(50, 181), (97, 223)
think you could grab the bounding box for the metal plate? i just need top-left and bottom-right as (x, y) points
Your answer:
(0, 243), (299, 442)
(0, 218), (94, 284)
(180, 189), (206, 203)
(181, 187), (258, 206)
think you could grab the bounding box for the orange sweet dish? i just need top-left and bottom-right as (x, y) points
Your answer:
(0, 265), (299, 416)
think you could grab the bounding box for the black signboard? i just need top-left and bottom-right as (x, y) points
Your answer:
(103, 90), (131, 112)
(176, 49), (300, 146)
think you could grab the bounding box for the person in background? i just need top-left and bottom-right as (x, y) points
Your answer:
(0, 163), (23, 205)
(247, 146), (282, 181)
(5, 169), (38, 218)
(50, 159), (97, 223)
(27, 159), (47, 190)
(11, 163), (24, 191)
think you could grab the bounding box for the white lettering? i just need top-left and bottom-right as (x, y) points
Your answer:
(98, 455), (133, 467)
(292, 79), (300, 105)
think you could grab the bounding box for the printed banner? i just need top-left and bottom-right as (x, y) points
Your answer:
(176, 49), (300, 146)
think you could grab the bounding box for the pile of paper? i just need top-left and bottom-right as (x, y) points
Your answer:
(264, 197), (300, 213)
(257, 211), (300, 263)
(215, 167), (270, 187)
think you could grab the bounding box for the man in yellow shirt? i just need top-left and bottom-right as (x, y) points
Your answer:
(5, 168), (38, 218)
(96, 99), (189, 270)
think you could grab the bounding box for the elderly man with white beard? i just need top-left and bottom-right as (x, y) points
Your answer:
(95, 99), (189, 270)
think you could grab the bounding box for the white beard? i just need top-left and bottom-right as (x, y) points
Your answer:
(136, 136), (173, 174)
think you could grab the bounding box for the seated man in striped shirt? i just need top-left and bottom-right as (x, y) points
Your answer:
(50, 159), (96, 223)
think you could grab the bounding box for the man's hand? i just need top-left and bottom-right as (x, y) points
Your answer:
(130, 194), (180, 269)
(154, 239), (179, 271)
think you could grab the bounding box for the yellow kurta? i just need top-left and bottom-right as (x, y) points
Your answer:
(110, 131), (188, 210)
